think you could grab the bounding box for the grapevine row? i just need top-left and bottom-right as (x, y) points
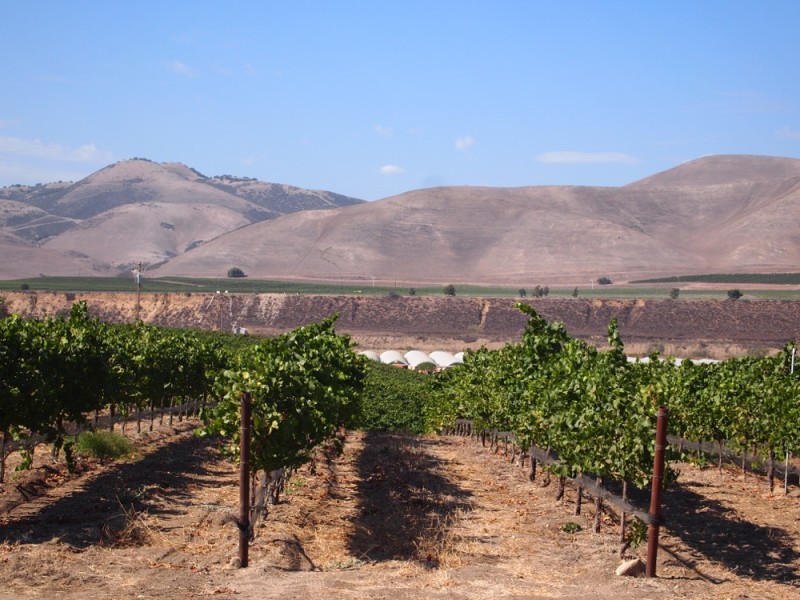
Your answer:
(0, 302), (226, 481)
(427, 304), (800, 492)
(0, 303), (365, 489)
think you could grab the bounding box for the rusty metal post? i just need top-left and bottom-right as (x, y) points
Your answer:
(239, 392), (252, 568)
(646, 406), (668, 577)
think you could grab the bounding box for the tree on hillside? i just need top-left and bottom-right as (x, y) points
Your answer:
(443, 284), (456, 297)
(572, 287), (579, 298)
(531, 285), (550, 297)
(727, 289), (743, 301)
(227, 267), (247, 278)
(518, 288), (527, 297)
(597, 276), (613, 285)
(669, 288), (680, 300)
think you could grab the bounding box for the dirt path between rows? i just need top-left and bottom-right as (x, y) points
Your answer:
(1, 426), (798, 599)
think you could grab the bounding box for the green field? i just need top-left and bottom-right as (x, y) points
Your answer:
(1, 275), (800, 301)
(632, 273), (800, 285)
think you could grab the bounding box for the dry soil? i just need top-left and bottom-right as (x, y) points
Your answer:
(1, 422), (798, 599)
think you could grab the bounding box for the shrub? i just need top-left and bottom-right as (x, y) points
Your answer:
(597, 277), (612, 285)
(227, 267), (247, 278)
(532, 285), (549, 297)
(76, 431), (134, 460)
(727, 289), (743, 301)
(443, 284), (456, 296)
(561, 522), (582, 534)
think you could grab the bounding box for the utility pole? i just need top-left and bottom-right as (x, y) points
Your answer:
(134, 262), (142, 322)
(217, 290), (230, 331)
(217, 291), (223, 331)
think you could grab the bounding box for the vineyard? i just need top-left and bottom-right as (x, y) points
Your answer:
(1, 303), (799, 598)
(429, 303), (800, 495)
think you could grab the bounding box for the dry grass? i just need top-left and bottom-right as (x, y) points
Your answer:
(101, 502), (154, 548)
(411, 507), (470, 568)
(2, 427), (799, 599)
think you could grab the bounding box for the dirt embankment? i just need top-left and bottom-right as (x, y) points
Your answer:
(4, 291), (799, 358)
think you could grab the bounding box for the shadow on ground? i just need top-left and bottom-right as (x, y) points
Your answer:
(346, 431), (473, 563)
(662, 482), (799, 587)
(0, 428), (224, 547)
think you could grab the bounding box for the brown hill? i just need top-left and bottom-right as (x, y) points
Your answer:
(154, 154), (800, 285)
(0, 159), (363, 276)
(3, 154), (800, 284)
(626, 154), (800, 188)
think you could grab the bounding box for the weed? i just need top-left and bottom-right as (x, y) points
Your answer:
(116, 484), (149, 505)
(561, 521), (582, 534)
(626, 518), (648, 549)
(687, 452), (711, 469)
(76, 431), (134, 460)
(285, 476), (306, 495)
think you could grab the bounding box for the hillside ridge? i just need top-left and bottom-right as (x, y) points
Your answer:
(0, 158), (364, 277)
(2, 154), (800, 283)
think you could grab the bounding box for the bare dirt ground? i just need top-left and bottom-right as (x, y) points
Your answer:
(2, 424), (799, 599)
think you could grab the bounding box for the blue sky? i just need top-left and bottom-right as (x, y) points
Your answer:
(1, 1), (799, 200)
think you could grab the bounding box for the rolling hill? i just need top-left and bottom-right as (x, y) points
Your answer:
(0, 158), (363, 277)
(154, 155), (800, 285)
(2, 154), (800, 284)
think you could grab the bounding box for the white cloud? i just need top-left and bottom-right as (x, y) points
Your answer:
(373, 125), (393, 138)
(0, 136), (115, 186)
(379, 164), (404, 175)
(0, 136), (114, 163)
(455, 136), (475, 152)
(535, 151), (639, 165)
(167, 60), (199, 78)
(778, 126), (800, 140)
